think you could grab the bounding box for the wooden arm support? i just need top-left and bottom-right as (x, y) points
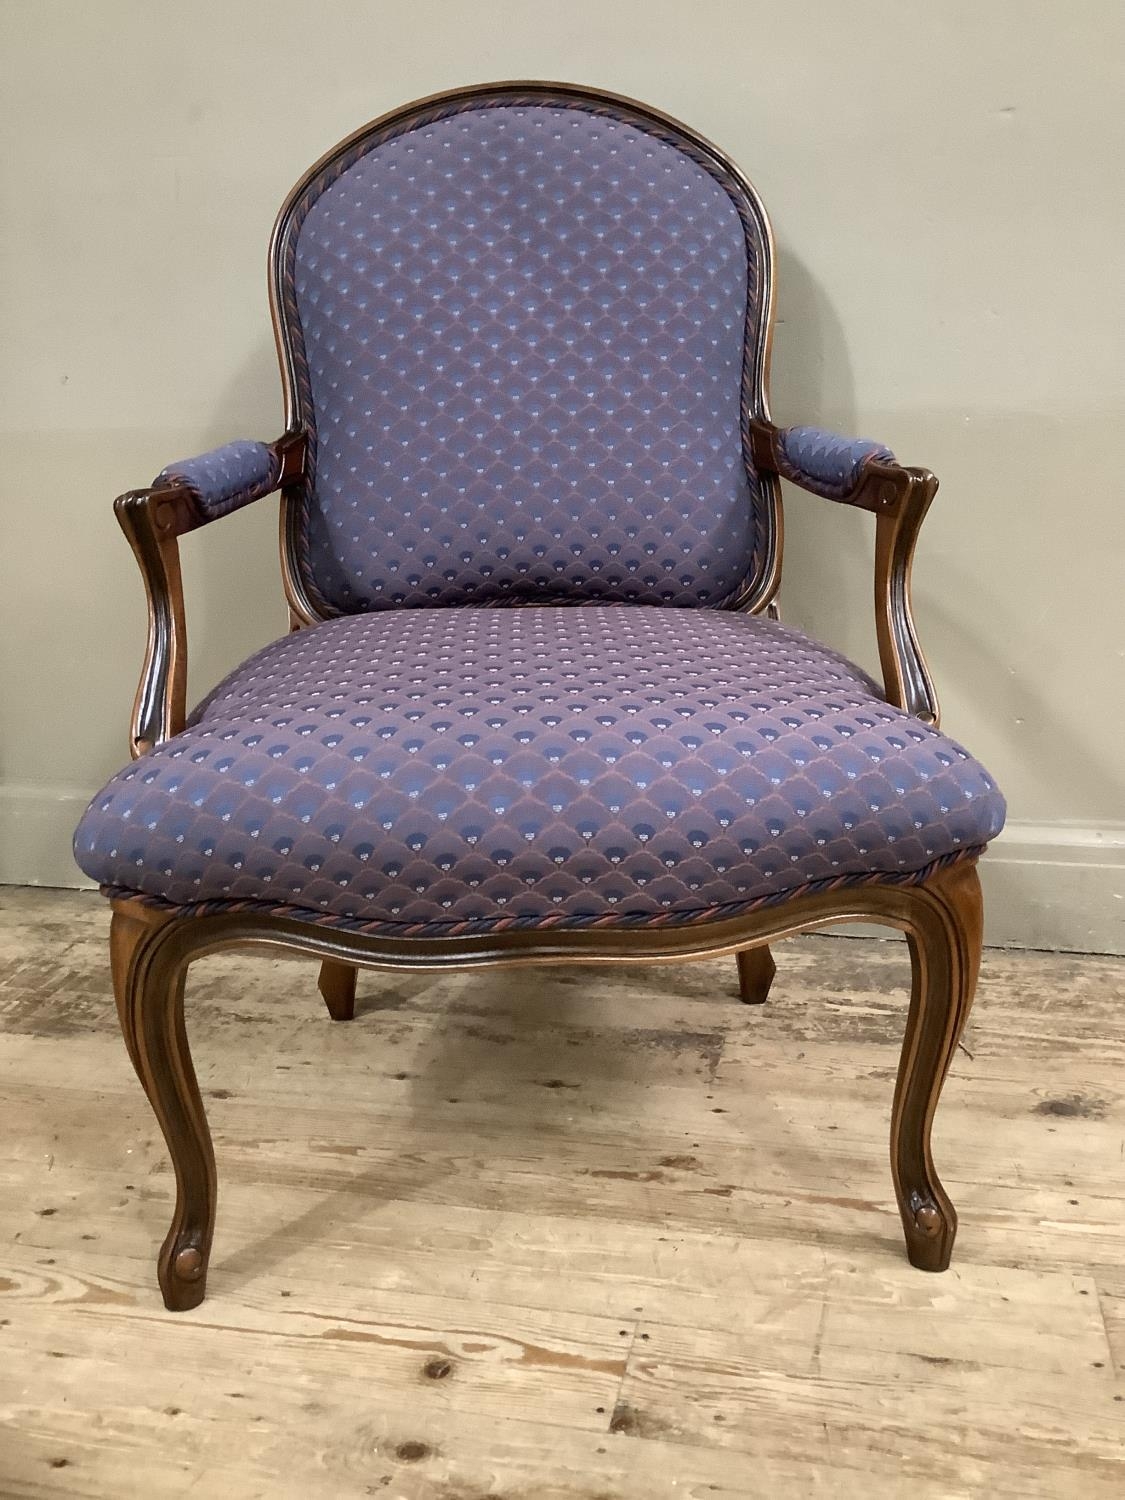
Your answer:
(114, 431), (306, 758)
(749, 418), (940, 727)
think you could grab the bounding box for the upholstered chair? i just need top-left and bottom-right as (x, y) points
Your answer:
(74, 84), (1005, 1310)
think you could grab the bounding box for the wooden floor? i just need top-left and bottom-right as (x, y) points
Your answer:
(0, 888), (1122, 1498)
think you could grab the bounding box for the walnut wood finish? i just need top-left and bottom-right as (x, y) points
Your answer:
(736, 945), (777, 1005)
(113, 487), (194, 757)
(111, 859), (982, 1309)
(892, 858), (982, 1271)
(873, 473), (940, 726)
(749, 417), (940, 726)
(110, 901), (216, 1311)
(114, 432), (306, 760)
(317, 959), (357, 1022)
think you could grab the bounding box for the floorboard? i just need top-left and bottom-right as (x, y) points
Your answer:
(1, 887), (1122, 1498)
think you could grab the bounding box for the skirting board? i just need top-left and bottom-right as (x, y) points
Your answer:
(976, 820), (1124, 955)
(1, 784), (1122, 955)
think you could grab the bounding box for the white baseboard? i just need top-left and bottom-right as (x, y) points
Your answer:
(0, 784), (98, 890)
(2, 784), (1122, 955)
(978, 820), (1124, 954)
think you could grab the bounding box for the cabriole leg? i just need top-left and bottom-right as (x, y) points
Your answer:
(736, 944), (776, 1005)
(891, 861), (983, 1271)
(318, 960), (357, 1020)
(111, 902), (216, 1311)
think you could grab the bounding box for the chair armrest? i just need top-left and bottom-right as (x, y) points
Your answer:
(156, 439), (285, 520)
(115, 431), (306, 756)
(749, 417), (940, 726)
(750, 420), (901, 509)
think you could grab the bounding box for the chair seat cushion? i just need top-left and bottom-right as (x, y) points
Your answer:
(74, 606), (1005, 934)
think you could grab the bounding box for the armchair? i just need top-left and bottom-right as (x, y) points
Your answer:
(74, 83), (1004, 1310)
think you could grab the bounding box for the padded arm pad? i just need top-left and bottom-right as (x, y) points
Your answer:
(771, 425), (895, 501)
(155, 439), (282, 520)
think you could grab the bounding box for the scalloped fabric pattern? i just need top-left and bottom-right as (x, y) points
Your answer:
(776, 426), (894, 499)
(157, 440), (280, 520)
(74, 607), (1005, 930)
(291, 104), (759, 612)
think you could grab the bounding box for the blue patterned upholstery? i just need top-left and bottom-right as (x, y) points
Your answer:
(774, 426), (894, 500)
(157, 440), (281, 520)
(74, 607), (1005, 936)
(78, 92), (1008, 942)
(280, 99), (770, 613)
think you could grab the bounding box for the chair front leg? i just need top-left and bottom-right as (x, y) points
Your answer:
(891, 859), (983, 1271)
(111, 902), (216, 1311)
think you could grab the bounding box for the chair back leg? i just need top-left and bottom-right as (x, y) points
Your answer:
(318, 959), (357, 1020)
(736, 944), (776, 1004)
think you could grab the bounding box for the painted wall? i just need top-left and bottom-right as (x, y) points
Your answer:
(2, 0), (1122, 948)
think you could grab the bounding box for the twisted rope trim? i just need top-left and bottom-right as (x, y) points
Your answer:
(102, 846), (981, 941)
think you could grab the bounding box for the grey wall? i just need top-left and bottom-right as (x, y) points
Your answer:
(2, 0), (1122, 949)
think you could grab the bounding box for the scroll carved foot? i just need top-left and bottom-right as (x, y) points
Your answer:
(318, 960), (357, 1021)
(891, 860), (983, 1272)
(736, 945), (776, 1005)
(111, 901), (216, 1311)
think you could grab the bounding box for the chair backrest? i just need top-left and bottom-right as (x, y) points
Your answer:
(271, 83), (778, 618)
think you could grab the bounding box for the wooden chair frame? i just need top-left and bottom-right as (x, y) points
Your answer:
(106, 83), (981, 1310)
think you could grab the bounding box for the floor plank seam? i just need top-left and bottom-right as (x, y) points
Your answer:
(1094, 1288), (1122, 1379)
(607, 1314), (643, 1437)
